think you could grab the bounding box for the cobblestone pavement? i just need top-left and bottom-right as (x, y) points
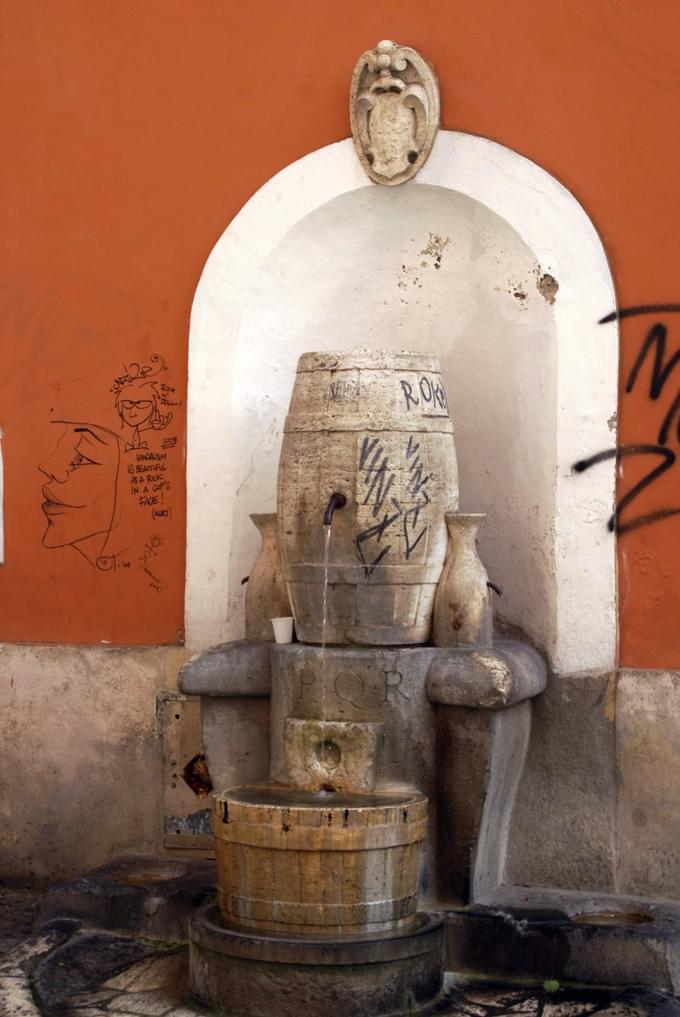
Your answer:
(2, 887), (680, 1017)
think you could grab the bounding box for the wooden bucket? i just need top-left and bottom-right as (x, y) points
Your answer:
(213, 784), (428, 936)
(277, 350), (458, 645)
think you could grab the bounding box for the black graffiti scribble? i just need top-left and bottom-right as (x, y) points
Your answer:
(575, 305), (680, 534)
(599, 304), (680, 324)
(573, 444), (678, 535)
(359, 436), (396, 515)
(626, 322), (680, 443)
(355, 435), (431, 576)
(355, 436), (400, 576)
(402, 435), (430, 556)
(355, 516), (398, 576)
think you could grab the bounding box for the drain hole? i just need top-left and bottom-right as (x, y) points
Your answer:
(315, 739), (341, 770)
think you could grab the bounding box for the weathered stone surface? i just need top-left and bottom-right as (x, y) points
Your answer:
(36, 856), (215, 941)
(158, 692), (212, 850)
(201, 698), (270, 794)
(615, 670), (680, 898)
(435, 706), (493, 904)
(178, 642), (272, 796)
(190, 638), (546, 907)
(350, 40), (439, 186)
(505, 672), (618, 892)
(245, 513), (291, 642)
(432, 513), (492, 649)
(0, 644), (189, 882)
(270, 644), (437, 792)
(451, 886), (680, 993)
(427, 640), (546, 708)
(277, 350), (458, 646)
(283, 717), (383, 793)
(433, 701), (532, 904)
(212, 785), (427, 936)
(189, 901), (443, 1016)
(444, 906), (571, 989)
(178, 641), (271, 697)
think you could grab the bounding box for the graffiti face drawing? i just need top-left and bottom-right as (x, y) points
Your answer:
(113, 364), (172, 452)
(118, 396), (155, 430)
(40, 422), (121, 556)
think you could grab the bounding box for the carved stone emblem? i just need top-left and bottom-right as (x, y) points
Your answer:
(350, 39), (440, 186)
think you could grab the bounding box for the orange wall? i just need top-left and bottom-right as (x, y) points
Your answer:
(1, 1), (679, 662)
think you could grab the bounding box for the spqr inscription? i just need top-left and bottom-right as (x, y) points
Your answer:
(297, 668), (409, 711)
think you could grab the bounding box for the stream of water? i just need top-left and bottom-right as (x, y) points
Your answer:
(320, 523), (331, 726)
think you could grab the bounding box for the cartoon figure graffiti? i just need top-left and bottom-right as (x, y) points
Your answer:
(112, 357), (173, 452)
(40, 354), (179, 580)
(40, 420), (122, 568)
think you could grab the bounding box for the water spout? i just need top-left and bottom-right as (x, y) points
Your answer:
(323, 492), (347, 527)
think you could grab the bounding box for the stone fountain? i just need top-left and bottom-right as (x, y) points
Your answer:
(180, 348), (547, 1016)
(177, 38), (549, 1017)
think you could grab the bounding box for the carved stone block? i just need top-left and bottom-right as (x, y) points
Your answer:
(283, 717), (383, 793)
(350, 40), (439, 186)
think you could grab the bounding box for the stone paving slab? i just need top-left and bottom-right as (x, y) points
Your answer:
(59, 952), (209, 1016)
(68, 987), (120, 1006)
(103, 954), (189, 993)
(108, 989), (182, 1015)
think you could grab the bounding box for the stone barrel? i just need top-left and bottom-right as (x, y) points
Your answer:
(213, 784), (428, 936)
(277, 350), (458, 645)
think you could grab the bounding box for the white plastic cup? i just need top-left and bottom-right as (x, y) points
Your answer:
(271, 616), (294, 644)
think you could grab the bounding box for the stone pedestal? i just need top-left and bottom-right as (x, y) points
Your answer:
(189, 901), (444, 1017)
(180, 638), (547, 906)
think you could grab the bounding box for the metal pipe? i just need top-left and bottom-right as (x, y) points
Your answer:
(323, 492), (347, 526)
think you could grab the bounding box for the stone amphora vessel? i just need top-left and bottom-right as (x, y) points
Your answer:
(245, 513), (291, 641)
(432, 512), (492, 647)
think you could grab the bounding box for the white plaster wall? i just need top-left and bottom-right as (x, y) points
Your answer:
(187, 133), (617, 674)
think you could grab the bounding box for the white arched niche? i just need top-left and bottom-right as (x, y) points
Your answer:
(186, 132), (618, 676)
